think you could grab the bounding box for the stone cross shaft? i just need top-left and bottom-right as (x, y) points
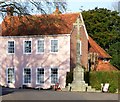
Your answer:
(73, 17), (83, 65)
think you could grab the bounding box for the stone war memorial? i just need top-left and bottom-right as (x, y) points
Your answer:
(70, 16), (96, 92)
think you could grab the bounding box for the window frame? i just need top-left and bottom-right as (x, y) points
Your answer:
(50, 67), (59, 84)
(50, 39), (59, 53)
(6, 67), (15, 84)
(36, 39), (45, 54)
(36, 68), (45, 84)
(23, 40), (32, 54)
(7, 40), (15, 54)
(23, 68), (32, 84)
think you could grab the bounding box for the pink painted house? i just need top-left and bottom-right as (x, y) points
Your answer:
(0, 35), (70, 89)
(0, 7), (117, 89)
(0, 7), (89, 89)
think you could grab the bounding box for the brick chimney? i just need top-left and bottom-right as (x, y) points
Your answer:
(53, 6), (62, 14)
(6, 6), (14, 16)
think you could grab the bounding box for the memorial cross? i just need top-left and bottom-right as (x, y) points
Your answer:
(73, 17), (84, 65)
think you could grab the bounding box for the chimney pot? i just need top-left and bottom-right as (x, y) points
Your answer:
(53, 6), (62, 15)
(6, 6), (14, 16)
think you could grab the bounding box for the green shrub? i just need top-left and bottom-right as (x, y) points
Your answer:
(66, 70), (119, 93)
(86, 71), (120, 93)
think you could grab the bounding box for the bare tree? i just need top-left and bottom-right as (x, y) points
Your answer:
(0, 0), (67, 18)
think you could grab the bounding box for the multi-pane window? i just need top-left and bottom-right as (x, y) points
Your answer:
(51, 40), (58, 52)
(24, 41), (32, 54)
(7, 68), (15, 83)
(37, 39), (44, 53)
(51, 68), (58, 84)
(23, 68), (31, 84)
(36, 68), (44, 84)
(8, 41), (15, 54)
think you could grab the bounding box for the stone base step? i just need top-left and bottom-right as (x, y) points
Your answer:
(62, 88), (68, 91)
(87, 88), (95, 92)
(86, 85), (101, 92)
(85, 83), (88, 86)
(87, 86), (92, 89)
(95, 90), (101, 92)
(63, 83), (102, 93)
(62, 87), (101, 93)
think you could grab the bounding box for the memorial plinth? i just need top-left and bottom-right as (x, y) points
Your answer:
(71, 63), (87, 91)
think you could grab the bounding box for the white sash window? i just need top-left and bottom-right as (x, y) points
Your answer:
(37, 39), (44, 53)
(36, 68), (44, 84)
(7, 68), (15, 83)
(51, 68), (58, 84)
(51, 40), (58, 52)
(23, 68), (31, 84)
(8, 41), (15, 54)
(24, 41), (32, 54)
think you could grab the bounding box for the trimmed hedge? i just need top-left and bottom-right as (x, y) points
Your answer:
(85, 71), (120, 93)
(66, 71), (120, 93)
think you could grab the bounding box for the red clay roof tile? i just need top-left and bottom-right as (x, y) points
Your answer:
(96, 61), (118, 71)
(1, 13), (80, 36)
(88, 36), (111, 58)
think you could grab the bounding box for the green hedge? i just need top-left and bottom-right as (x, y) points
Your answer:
(85, 71), (120, 93)
(66, 71), (120, 93)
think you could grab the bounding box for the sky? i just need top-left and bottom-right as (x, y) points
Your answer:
(66, 0), (118, 12)
(0, 0), (119, 23)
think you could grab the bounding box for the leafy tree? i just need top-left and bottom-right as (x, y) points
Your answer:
(82, 8), (120, 51)
(82, 8), (120, 69)
(108, 42), (120, 70)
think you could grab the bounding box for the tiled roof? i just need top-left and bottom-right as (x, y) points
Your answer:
(1, 13), (80, 36)
(88, 36), (111, 58)
(96, 61), (118, 71)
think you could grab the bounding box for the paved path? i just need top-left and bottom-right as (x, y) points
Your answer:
(1, 89), (119, 100)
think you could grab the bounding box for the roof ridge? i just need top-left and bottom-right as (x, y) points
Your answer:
(4, 12), (80, 18)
